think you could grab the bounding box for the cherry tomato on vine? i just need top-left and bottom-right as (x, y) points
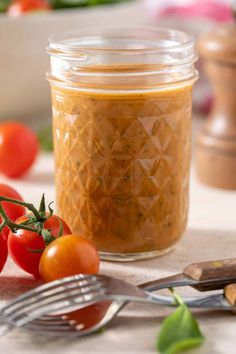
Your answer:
(0, 231), (8, 273)
(0, 122), (39, 178)
(8, 0), (50, 16)
(8, 214), (71, 278)
(39, 235), (100, 282)
(0, 183), (25, 235)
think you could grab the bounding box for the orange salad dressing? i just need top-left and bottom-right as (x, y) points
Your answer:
(52, 75), (192, 254)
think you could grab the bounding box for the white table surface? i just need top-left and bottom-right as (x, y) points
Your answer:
(0, 147), (236, 354)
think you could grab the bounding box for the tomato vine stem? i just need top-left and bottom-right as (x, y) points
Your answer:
(0, 195), (52, 234)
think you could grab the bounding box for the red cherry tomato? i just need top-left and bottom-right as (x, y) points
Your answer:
(39, 234), (100, 283)
(8, 214), (71, 278)
(0, 122), (39, 178)
(0, 183), (25, 235)
(8, 0), (50, 16)
(65, 301), (112, 330)
(0, 231), (8, 273)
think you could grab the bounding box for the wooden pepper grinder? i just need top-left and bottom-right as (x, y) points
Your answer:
(196, 21), (236, 189)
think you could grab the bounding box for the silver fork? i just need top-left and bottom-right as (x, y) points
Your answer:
(0, 273), (235, 337)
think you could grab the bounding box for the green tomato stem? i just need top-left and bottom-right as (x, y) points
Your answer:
(0, 196), (42, 219)
(0, 195), (47, 234)
(0, 195), (60, 254)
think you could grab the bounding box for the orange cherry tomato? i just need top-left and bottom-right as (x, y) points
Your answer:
(39, 235), (100, 282)
(8, 214), (71, 278)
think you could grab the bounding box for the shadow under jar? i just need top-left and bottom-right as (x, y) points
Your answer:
(47, 27), (198, 261)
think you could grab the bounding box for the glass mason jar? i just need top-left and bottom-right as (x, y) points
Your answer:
(47, 27), (198, 261)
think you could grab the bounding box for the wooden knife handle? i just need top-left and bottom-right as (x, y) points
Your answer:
(224, 284), (236, 305)
(183, 258), (236, 281)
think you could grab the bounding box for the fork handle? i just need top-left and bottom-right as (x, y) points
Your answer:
(224, 284), (236, 306)
(183, 258), (236, 281)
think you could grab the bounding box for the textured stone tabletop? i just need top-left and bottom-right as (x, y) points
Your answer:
(0, 152), (235, 354)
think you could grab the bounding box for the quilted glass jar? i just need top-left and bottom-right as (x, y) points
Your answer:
(47, 27), (198, 261)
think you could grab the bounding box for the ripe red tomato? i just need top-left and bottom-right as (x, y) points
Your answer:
(0, 183), (25, 235)
(8, 214), (71, 278)
(0, 231), (8, 273)
(0, 122), (39, 178)
(8, 0), (50, 16)
(39, 235), (100, 282)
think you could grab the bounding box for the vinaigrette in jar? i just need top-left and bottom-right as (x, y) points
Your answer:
(47, 28), (198, 261)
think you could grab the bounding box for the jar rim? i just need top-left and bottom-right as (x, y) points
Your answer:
(47, 26), (198, 92)
(48, 26), (195, 55)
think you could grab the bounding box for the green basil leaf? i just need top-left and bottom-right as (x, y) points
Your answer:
(169, 287), (184, 306)
(157, 303), (205, 354)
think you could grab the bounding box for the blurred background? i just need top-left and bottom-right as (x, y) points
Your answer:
(0, 0), (234, 131)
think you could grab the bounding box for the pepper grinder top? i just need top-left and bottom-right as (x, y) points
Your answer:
(199, 25), (236, 64)
(196, 23), (236, 189)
